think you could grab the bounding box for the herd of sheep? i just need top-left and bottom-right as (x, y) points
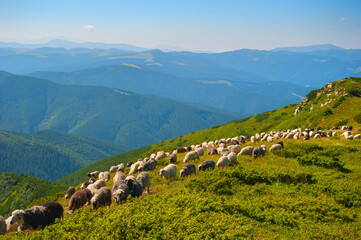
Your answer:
(1, 125), (359, 235)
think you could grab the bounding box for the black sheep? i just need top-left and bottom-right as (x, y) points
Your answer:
(125, 178), (143, 198)
(198, 160), (215, 171)
(126, 161), (134, 167)
(10, 201), (63, 231)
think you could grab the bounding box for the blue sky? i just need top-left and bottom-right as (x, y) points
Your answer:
(0, 0), (360, 51)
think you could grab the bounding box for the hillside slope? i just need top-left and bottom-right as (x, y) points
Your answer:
(0, 71), (237, 148)
(57, 77), (361, 185)
(2, 77), (361, 239)
(29, 65), (311, 115)
(0, 129), (129, 181)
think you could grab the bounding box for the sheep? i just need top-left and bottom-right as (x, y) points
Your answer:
(269, 144), (283, 152)
(127, 161), (134, 167)
(150, 153), (156, 159)
(136, 172), (151, 193)
(196, 147), (205, 156)
(267, 136), (274, 142)
(87, 180), (106, 195)
(198, 160), (216, 171)
(125, 177), (143, 198)
(216, 156), (230, 168)
(6, 211), (21, 233)
(277, 141), (284, 148)
(98, 171), (110, 182)
(354, 134), (361, 139)
(89, 177), (96, 184)
(177, 147), (187, 153)
(113, 170), (126, 184)
(202, 142), (208, 148)
(347, 126), (353, 131)
(112, 182), (130, 204)
(347, 135), (354, 140)
(332, 132), (338, 137)
(225, 152), (236, 166)
(10, 201), (63, 230)
(314, 133), (321, 139)
(230, 145), (241, 154)
(91, 187), (112, 210)
(180, 163), (196, 177)
(0, 216), (5, 235)
(138, 158), (157, 172)
(252, 146), (266, 159)
(207, 147), (218, 155)
(238, 146), (254, 156)
(303, 134), (310, 140)
(155, 151), (167, 161)
(251, 136), (256, 143)
(87, 171), (100, 179)
(117, 163), (125, 172)
(80, 181), (91, 190)
(109, 166), (118, 173)
(64, 187), (76, 200)
(129, 161), (143, 175)
(327, 131), (332, 137)
(169, 153), (177, 163)
(68, 189), (92, 214)
(160, 164), (177, 180)
(229, 139), (239, 145)
(183, 151), (200, 163)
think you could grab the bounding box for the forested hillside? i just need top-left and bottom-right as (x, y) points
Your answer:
(0, 71), (237, 148)
(0, 129), (129, 181)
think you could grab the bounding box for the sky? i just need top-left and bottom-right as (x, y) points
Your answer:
(0, 0), (361, 52)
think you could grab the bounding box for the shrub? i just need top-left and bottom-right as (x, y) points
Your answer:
(297, 155), (345, 170)
(306, 90), (319, 101)
(255, 113), (269, 122)
(336, 119), (348, 127)
(354, 113), (361, 124)
(347, 88), (361, 97)
(332, 96), (346, 108)
(323, 109), (333, 116)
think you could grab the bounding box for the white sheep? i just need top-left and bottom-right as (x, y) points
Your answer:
(109, 166), (118, 173)
(250, 136), (255, 143)
(129, 161), (143, 175)
(113, 171), (126, 184)
(238, 146), (254, 156)
(6, 211), (21, 233)
(230, 145), (241, 154)
(216, 156), (230, 168)
(269, 144), (282, 152)
(160, 164), (177, 180)
(87, 180), (106, 195)
(98, 171), (110, 182)
(183, 151), (200, 163)
(227, 152), (237, 166)
(354, 134), (361, 139)
(196, 147), (205, 156)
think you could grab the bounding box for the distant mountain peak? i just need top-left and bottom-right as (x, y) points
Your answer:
(272, 44), (344, 52)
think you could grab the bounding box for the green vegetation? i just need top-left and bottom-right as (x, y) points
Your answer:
(1, 77), (361, 239)
(0, 173), (66, 218)
(0, 129), (129, 181)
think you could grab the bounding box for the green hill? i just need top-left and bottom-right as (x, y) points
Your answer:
(0, 129), (130, 181)
(2, 77), (361, 239)
(0, 173), (66, 218)
(0, 71), (237, 148)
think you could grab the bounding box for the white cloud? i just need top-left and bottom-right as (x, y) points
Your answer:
(82, 25), (96, 32)
(339, 17), (347, 22)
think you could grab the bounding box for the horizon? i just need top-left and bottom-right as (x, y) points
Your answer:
(1, 0), (361, 52)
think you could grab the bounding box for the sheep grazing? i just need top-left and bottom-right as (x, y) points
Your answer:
(229, 139), (239, 145)
(136, 172), (151, 193)
(80, 181), (91, 190)
(230, 145), (241, 154)
(183, 151), (200, 163)
(196, 147), (205, 156)
(303, 134), (310, 140)
(227, 152), (237, 166)
(169, 153), (177, 163)
(6, 211), (21, 233)
(252, 146), (266, 159)
(87, 180), (106, 195)
(250, 136), (256, 143)
(109, 166), (118, 173)
(68, 189), (92, 214)
(112, 182), (130, 204)
(155, 151), (167, 161)
(113, 170), (126, 184)
(98, 171), (110, 182)
(216, 156), (230, 168)
(89, 177), (96, 184)
(125, 177), (143, 198)
(347, 135), (354, 140)
(129, 161), (143, 175)
(10, 201), (63, 231)
(138, 158), (157, 172)
(332, 132), (338, 137)
(186, 146), (192, 152)
(87, 171), (100, 179)
(269, 144), (283, 152)
(91, 187), (112, 210)
(207, 147), (217, 155)
(0, 216), (5, 235)
(354, 134), (361, 139)
(348, 126), (353, 131)
(160, 164), (177, 180)
(177, 147), (187, 153)
(314, 133), (321, 139)
(198, 160), (216, 171)
(180, 163), (196, 177)
(127, 161), (134, 167)
(277, 141), (284, 148)
(238, 146), (254, 156)
(64, 187), (76, 199)
(117, 163), (125, 172)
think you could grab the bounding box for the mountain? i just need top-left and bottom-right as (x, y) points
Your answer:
(0, 71), (237, 148)
(7, 76), (360, 239)
(0, 39), (148, 52)
(0, 173), (66, 218)
(272, 44), (344, 52)
(29, 65), (311, 115)
(0, 129), (130, 181)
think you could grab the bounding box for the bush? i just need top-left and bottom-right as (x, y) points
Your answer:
(332, 96), (345, 108)
(255, 113), (269, 122)
(354, 113), (361, 124)
(297, 155), (345, 170)
(306, 90), (319, 101)
(347, 88), (361, 97)
(336, 119), (348, 127)
(323, 109), (333, 116)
